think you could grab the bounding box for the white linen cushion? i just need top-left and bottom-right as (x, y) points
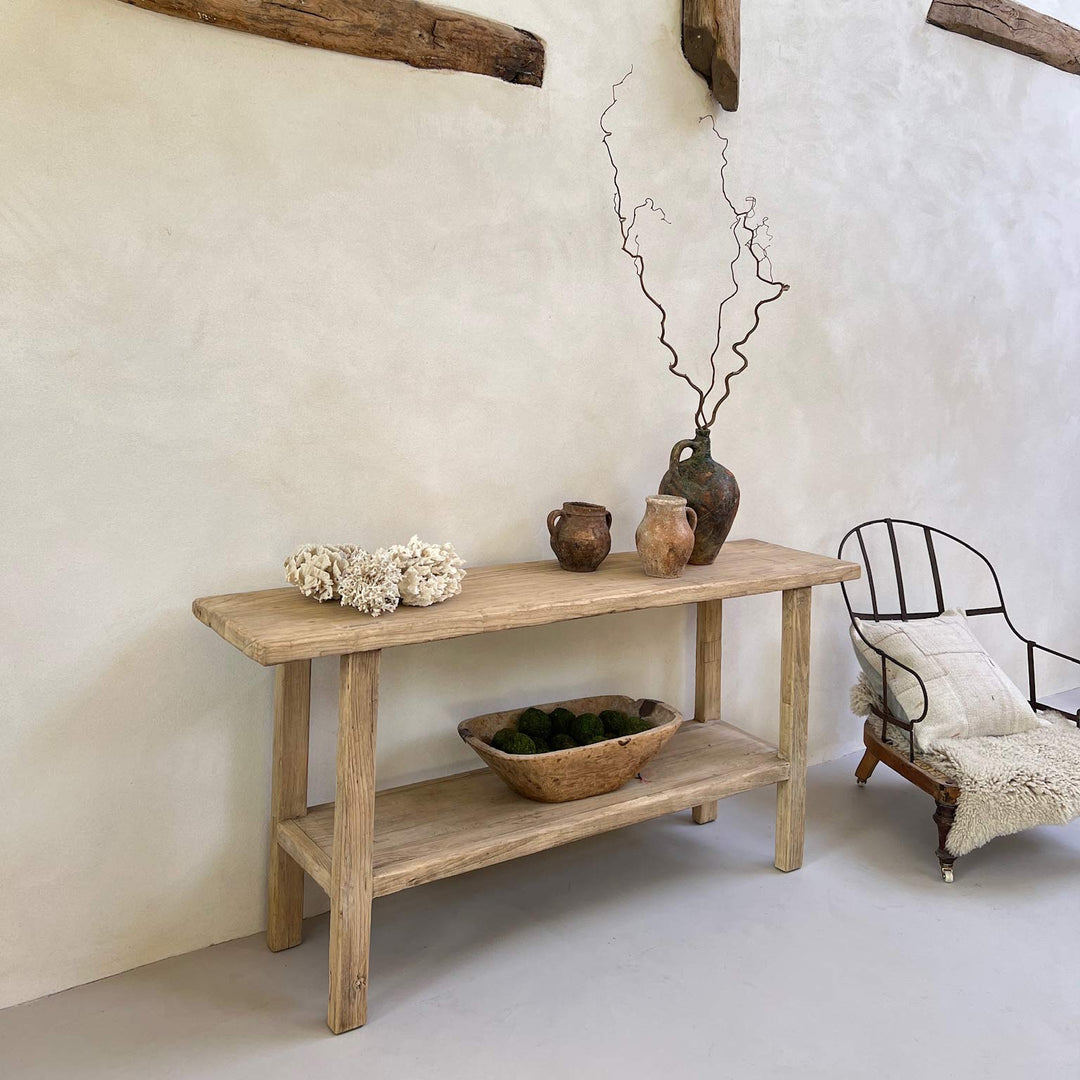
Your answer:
(850, 610), (1039, 749)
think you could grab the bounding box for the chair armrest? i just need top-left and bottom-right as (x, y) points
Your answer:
(1027, 640), (1080, 721)
(850, 620), (929, 725)
(1031, 640), (1080, 667)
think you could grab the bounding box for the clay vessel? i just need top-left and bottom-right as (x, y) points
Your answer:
(635, 495), (698, 579)
(659, 428), (739, 565)
(547, 501), (612, 572)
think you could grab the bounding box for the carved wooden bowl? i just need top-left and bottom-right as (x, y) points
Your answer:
(458, 695), (683, 803)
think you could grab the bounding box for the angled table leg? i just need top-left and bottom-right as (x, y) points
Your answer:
(775, 587), (811, 871)
(328, 650), (380, 1035)
(692, 599), (723, 825)
(267, 660), (311, 952)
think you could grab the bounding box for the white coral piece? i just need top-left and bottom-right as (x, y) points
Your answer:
(289, 536), (466, 618)
(284, 544), (360, 602)
(337, 549), (402, 618)
(386, 536), (466, 607)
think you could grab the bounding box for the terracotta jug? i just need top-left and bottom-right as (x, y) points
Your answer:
(547, 501), (612, 572)
(635, 495), (698, 578)
(659, 427), (739, 565)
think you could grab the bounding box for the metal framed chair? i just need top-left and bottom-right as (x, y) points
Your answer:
(837, 518), (1080, 881)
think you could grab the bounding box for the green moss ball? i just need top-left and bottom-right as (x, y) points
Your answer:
(550, 733), (577, 751)
(531, 736), (550, 754)
(599, 709), (632, 736)
(548, 707), (576, 736)
(570, 713), (605, 744)
(517, 707), (552, 740)
(490, 727), (516, 751)
(602, 711), (653, 737)
(491, 728), (537, 755)
(587, 734), (608, 744)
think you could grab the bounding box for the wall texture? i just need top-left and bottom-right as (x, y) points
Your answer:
(2, 0), (1078, 1009)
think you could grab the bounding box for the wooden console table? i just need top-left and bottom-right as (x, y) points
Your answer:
(193, 539), (859, 1033)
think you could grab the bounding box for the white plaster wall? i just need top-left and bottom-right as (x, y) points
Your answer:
(2, 0), (1078, 1009)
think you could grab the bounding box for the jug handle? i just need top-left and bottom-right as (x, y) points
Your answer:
(669, 438), (697, 470)
(547, 509), (562, 537)
(685, 507), (698, 532)
(605, 510), (612, 528)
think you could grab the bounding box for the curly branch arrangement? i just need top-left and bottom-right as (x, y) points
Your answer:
(600, 68), (789, 430)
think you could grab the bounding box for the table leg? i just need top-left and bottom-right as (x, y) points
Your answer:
(327, 650), (380, 1034)
(267, 660), (311, 952)
(691, 599), (722, 825)
(775, 587), (811, 871)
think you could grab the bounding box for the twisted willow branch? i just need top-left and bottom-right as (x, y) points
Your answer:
(601, 71), (789, 429)
(600, 68), (707, 425)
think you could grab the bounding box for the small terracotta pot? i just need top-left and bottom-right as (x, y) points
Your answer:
(635, 495), (698, 578)
(547, 501), (612, 572)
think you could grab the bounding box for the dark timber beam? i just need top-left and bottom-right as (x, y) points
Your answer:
(682, 0), (740, 111)
(927, 0), (1080, 76)
(117, 0), (545, 86)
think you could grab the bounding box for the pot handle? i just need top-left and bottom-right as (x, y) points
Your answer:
(547, 509), (562, 538)
(669, 438), (697, 471)
(685, 507), (698, 532)
(605, 510), (613, 529)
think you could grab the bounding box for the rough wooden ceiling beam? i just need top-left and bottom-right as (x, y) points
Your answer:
(682, 0), (740, 111)
(116, 0), (545, 86)
(926, 0), (1080, 76)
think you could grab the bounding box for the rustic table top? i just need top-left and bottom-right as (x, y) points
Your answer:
(192, 539), (860, 665)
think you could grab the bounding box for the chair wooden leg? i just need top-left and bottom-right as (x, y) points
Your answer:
(854, 750), (878, 786)
(933, 801), (957, 883)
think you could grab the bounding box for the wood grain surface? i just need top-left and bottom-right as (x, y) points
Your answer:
(692, 599), (724, 824)
(327, 651), (380, 1034)
(193, 541), (859, 666)
(117, 0), (545, 85)
(774, 587), (811, 872)
(266, 660), (311, 951)
(459, 695), (683, 803)
(281, 719), (788, 899)
(927, 0), (1080, 75)
(683, 0), (740, 109)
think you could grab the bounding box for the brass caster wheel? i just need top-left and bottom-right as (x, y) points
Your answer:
(856, 778), (867, 786)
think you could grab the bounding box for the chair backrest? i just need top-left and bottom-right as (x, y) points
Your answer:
(837, 518), (1012, 625)
(837, 519), (1027, 758)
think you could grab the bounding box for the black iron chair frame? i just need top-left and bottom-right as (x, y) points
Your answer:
(838, 518), (1080, 763)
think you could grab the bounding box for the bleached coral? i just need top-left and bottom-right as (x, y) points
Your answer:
(386, 536), (466, 607)
(337, 549), (403, 618)
(287, 536), (467, 617)
(284, 544), (360, 602)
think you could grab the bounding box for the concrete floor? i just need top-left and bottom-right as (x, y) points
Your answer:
(3, 752), (1078, 1080)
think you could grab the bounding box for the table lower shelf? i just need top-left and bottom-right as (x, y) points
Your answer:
(277, 719), (789, 899)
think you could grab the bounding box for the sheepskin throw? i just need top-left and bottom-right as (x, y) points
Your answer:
(851, 611), (1038, 749)
(852, 674), (1080, 856)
